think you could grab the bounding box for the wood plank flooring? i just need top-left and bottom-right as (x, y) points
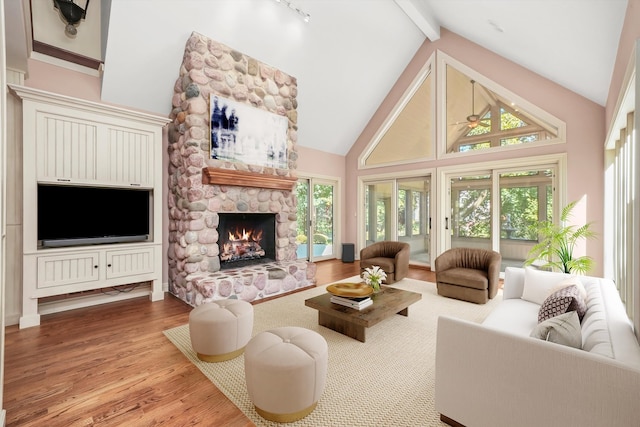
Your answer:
(3, 260), (435, 426)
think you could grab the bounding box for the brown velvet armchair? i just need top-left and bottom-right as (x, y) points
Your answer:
(434, 247), (502, 304)
(359, 241), (410, 284)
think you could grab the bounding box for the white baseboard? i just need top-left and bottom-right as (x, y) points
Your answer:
(18, 314), (41, 329)
(5, 313), (20, 327)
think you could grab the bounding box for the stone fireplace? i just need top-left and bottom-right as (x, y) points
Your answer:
(166, 32), (316, 306)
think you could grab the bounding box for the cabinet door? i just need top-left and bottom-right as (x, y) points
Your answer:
(36, 112), (99, 182)
(34, 112), (155, 187)
(105, 247), (155, 280)
(102, 125), (155, 186)
(37, 252), (100, 289)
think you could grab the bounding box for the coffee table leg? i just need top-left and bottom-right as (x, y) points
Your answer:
(318, 312), (366, 342)
(397, 307), (409, 317)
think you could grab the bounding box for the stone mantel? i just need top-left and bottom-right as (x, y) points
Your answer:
(202, 167), (298, 191)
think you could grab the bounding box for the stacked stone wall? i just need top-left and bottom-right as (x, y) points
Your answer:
(166, 31), (305, 303)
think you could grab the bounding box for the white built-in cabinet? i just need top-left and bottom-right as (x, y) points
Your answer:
(35, 109), (156, 186)
(9, 85), (169, 328)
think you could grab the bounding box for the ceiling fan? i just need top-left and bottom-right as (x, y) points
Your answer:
(451, 79), (490, 130)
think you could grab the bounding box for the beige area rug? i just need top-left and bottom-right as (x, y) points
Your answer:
(164, 277), (502, 427)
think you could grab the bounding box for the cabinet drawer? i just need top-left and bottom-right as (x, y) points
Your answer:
(37, 252), (100, 289)
(105, 247), (155, 279)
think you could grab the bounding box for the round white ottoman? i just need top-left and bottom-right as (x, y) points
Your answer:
(188, 299), (254, 362)
(244, 326), (328, 423)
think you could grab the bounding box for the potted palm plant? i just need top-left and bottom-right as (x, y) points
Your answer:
(524, 200), (597, 274)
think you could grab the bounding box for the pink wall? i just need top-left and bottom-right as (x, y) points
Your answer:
(345, 29), (606, 275)
(25, 59), (102, 102)
(606, 0), (640, 129)
(24, 58), (163, 117)
(297, 145), (345, 178)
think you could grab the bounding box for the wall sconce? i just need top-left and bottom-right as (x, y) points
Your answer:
(53, 0), (90, 37)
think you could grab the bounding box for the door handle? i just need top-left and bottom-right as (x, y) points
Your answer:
(445, 217), (449, 230)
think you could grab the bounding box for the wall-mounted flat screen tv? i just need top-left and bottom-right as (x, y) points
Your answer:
(38, 184), (151, 248)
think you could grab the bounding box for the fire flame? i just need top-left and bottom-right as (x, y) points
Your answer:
(228, 228), (263, 242)
(220, 224), (267, 263)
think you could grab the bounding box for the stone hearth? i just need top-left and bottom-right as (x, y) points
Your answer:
(166, 32), (315, 306)
(176, 260), (317, 307)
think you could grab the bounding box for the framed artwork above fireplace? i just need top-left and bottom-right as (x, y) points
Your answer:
(209, 94), (289, 169)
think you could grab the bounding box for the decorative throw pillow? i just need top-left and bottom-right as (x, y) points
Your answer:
(530, 311), (582, 349)
(538, 285), (587, 323)
(521, 267), (573, 305)
(548, 276), (587, 301)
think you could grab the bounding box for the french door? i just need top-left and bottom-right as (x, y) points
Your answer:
(444, 165), (557, 270)
(364, 181), (394, 244)
(296, 178), (337, 261)
(363, 176), (431, 265)
(445, 173), (493, 251)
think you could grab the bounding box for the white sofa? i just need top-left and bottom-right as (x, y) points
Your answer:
(435, 266), (640, 427)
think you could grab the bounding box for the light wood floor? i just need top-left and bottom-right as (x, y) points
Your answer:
(3, 260), (435, 426)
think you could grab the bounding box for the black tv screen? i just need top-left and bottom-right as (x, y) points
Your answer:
(38, 185), (151, 248)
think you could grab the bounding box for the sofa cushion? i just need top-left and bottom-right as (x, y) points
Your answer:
(538, 285), (587, 323)
(436, 267), (488, 291)
(530, 311), (582, 349)
(482, 298), (539, 335)
(359, 257), (395, 273)
(522, 267), (572, 305)
(503, 267), (526, 299)
(581, 278), (614, 359)
(590, 276), (640, 369)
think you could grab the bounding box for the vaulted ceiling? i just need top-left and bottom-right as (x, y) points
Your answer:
(4, 0), (629, 155)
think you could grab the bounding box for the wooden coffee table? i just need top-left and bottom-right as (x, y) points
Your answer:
(304, 286), (422, 342)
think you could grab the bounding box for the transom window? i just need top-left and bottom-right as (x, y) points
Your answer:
(444, 63), (563, 154)
(359, 51), (566, 168)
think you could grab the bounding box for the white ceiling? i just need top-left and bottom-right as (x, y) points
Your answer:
(4, 0), (629, 156)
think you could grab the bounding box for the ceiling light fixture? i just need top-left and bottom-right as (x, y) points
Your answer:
(465, 80), (489, 129)
(53, 0), (90, 37)
(272, 0), (310, 23)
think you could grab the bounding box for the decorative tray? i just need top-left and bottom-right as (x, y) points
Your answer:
(326, 282), (373, 298)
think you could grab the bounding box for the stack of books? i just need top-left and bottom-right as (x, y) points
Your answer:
(330, 295), (373, 310)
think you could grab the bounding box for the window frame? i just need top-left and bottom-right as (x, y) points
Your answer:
(603, 38), (639, 334)
(358, 55), (436, 169)
(436, 153), (567, 257)
(436, 51), (567, 160)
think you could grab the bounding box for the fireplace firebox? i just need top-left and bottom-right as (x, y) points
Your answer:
(218, 213), (276, 269)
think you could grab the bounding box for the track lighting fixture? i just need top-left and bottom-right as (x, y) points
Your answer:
(273, 0), (310, 23)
